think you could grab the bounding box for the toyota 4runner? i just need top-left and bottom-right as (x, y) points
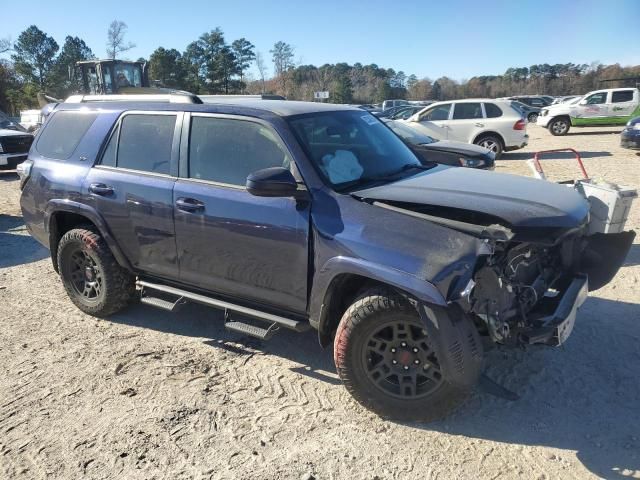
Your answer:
(19, 95), (635, 421)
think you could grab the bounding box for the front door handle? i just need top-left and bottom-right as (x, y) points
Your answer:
(475, 123), (485, 127)
(89, 183), (114, 196)
(175, 197), (205, 212)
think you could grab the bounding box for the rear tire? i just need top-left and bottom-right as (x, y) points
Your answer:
(57, 228), (135, 317)
(549, 117), (570, 136)
(527, 112), (538, 123)
(474, 134), (504, 159)
(333, 288), (476, 422)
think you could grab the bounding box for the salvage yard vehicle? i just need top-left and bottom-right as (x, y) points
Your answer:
(0, 111), (33, 169)
(383, 118), (495, 169)
(537, 88), (640, 135)
(621, 116), (640, 150)
(19, 96), (635, 421)
(403, 99), (528, 158)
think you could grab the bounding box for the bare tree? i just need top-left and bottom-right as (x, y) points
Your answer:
(0, 37), (11, 54)
(255, 51), (267, 93)
(106, 20), (135, 59)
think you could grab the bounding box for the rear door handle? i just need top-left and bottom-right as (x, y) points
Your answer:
(475, 123), (484, 127)
(175, 197), (205, 212)
(89, 183), (114, 196)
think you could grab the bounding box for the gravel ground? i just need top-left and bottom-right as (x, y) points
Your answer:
(1, 124), (639, 480)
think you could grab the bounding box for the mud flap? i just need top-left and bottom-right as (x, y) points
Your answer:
(418, 303), (483, 390)
(580, 231), (636, 291)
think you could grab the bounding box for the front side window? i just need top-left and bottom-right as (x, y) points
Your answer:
(36, 111), (98, 159)
(101, 114), (176, 174)
(529, 98), (544, 107)
(612, 90), (634, 103)
(585, 92), (607, 105)
(188, 117), (292, 186)
(420, 104), (451, 121)
(288, 110), (423, 191)
(452, 103), (483, 120)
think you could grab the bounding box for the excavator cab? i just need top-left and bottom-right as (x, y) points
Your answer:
(76, 60), (149, 95)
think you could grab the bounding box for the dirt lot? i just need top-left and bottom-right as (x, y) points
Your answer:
(1, 124), (639, 480)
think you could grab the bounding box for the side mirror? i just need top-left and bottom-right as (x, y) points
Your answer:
(246, 167), (300, 197)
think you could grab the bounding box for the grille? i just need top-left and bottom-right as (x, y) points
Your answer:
(0, 135), (33, 154)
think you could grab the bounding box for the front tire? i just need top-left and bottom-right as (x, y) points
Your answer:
(333, 289), (476, 422)
(549, 117), (570, 136)
(57, 228), (135, 317)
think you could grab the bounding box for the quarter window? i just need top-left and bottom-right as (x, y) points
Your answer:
(100, 114), (176, 174)
(188, 117), (292, 186)
(420, 104), (451, 121)
(452, 103), (483, 120)
(36, 111), (98, 159)
(484, 103), (503, 118)
(612, 90), (634, 103)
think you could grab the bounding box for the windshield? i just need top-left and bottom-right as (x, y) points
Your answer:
(288, 110), (423, 191)
(384, 120), (436, 146)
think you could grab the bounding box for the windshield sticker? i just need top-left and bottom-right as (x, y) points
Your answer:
(361, 115), (378, 125)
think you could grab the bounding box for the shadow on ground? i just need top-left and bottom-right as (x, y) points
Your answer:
(0, 214), (49, 268)
(0, 171), (19, 181)
(107, 292), (640, 479)
(502, 151), (613, 161)
(624, 243), (640, 267)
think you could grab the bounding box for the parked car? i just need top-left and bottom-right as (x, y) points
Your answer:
(388, 105), (423, 120)
(0, 111), (34, 169)
(621, 116), (640, 150)
(508, 96), (553, 108)
(376, 105), (414, 118)
(381, 99), (410, 111)
(19, 96), (633, 421)
(383, 119), (495, 169)
(510, 100), (541, 123)
(537, 88), (640, 135)
(401, 99), (528, 158)
(551, 95), (580, 105)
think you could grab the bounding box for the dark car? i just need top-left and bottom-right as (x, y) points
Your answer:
(19, 95), (634, 422)
(0, 112), (34, 169)
(510, 100), (541, 123)
(383, 119), (495, 169)
(509, 96), (553, 109)
(621, 116), (640, 150)
(388, 105), (424, 120)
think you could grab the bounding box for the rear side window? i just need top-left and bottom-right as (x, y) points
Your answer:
(36, 111), (98, 159)
(612, 90), (634, 103)
(529, 98), (545, 107)
(188, 116), (291, 186)
(452, 103), (483, 119)
(484, 103), (503, 118)
(101, 114), (176, 175)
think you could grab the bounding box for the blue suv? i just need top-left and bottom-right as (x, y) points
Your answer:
(19, 95), (634, 421)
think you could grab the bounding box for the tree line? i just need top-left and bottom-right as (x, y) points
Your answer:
(1, 23), (639, 115)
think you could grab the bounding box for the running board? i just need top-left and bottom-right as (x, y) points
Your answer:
(140, 295), (184, 312)
(136, 279), (310, 332)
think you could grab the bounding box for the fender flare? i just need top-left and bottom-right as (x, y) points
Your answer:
(310, 256), (446, 344)
(44, 199), (133, 272)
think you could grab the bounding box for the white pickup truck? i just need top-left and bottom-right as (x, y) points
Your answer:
(537, 87), (640, 135)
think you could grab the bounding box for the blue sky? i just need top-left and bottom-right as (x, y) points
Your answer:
(2, 0), (639, 81)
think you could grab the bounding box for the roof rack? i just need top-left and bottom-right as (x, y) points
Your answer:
(64, 94), (203, 104)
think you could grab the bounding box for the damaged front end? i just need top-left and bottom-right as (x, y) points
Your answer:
(374, 200), (635, 348)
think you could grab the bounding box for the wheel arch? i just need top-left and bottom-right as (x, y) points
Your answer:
(45, 200), (133, 273)
(472, 130), (505, 147)
(310, 257), (447, 347)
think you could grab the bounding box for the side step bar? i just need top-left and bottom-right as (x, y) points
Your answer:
(136, 279), (310, 333)
(140, 295), (185, 312)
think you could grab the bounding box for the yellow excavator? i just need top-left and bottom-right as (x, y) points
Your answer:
(37, 59), (184, 107)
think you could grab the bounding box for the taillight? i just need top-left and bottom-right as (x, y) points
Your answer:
(513, 119), (526, 130)
(16, 159), (33, 190)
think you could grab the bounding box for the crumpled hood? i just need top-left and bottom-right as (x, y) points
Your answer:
(354, 165), (589, 229)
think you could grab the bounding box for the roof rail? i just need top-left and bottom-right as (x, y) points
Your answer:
(64, 94), (203, 104)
